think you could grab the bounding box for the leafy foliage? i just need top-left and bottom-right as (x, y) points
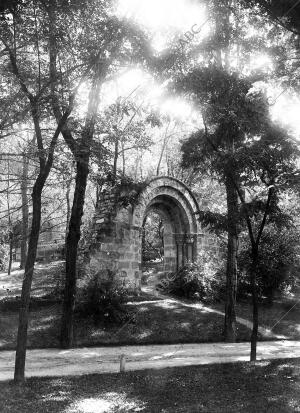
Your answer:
(241, 0), (300, 35)
(106, 174), (148, 208)
(197, 210), (228, 234)
(159, 251), (225, 303)
(76, 270), (133, 326)
(237, 225), (300, 301)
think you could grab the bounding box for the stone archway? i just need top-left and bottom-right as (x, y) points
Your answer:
(134, 177), (199, 274)
(87, 176), (201, 290)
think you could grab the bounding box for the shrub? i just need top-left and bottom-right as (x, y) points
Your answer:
(237, 226), (300, 302)
(158, 251), (226, 302)
(76, 270), (133, 326)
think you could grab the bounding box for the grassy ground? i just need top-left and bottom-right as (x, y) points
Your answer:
(0, 262), (299, 350)
(0, 358), (299, 412)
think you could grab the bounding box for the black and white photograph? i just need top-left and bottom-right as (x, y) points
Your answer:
(0, 0), (299, 411)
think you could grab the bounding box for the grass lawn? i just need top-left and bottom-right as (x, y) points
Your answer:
(0, 261), (299, 350)
(0, 358), (299, 412)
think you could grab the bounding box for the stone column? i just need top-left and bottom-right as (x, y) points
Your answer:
(175, 234), (185, 269)
(185, 234), (196, 263)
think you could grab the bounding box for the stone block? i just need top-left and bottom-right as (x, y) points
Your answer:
(118, 261), (130, 269)
(125, 252), (134, 260)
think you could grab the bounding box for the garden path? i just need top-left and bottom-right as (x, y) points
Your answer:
(0, 340), (299, 381)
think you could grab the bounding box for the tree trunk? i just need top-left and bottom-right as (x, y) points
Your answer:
(6, 157), (13, 275)
(60, 157), (89, 348)
(20, 153), (29, 269)
(250, 250), (259, 362)
(224, 175), (238, 342)
(7, 231), (13, 275)
(65, 180), (71, 245)
(14, 182), (43, 383)
(58, 68), (102, 349)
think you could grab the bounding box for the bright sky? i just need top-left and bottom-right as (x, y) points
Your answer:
(117, 0), (207, 33)
(117, 0), (209, 53)
(101, 68), (201, 126)
(101, 0), (209, 127)
(271, 93), (300, 139)
(105, 0), (300, 140)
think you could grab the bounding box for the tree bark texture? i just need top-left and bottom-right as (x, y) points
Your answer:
(60, 75), (101, 348)
(224, 174), (238, 342)
(20, 153), (29, 269)
(14, 181), (43, 383)
(60, 158), (89, 348)
(65, 180), (71, 245)
(250, 251), (259, 361)
(7, 231), (13, 275)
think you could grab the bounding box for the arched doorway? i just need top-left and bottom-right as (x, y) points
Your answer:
(132, 177), (199, 277)
(88, 176), (200, 290)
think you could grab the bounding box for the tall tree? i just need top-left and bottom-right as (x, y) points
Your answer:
(235, 123), (299, 360)
(98, 98), (154, 178)
(0, 1), (82, 382)
(179, 67), (270, 341)
(46, 0), (150, 348)
(153, 0), (272, 341)
(181, 90), (299, 359)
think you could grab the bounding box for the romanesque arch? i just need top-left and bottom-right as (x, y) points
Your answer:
(133, 177), (200, 273)
(87, 176), (202, 290)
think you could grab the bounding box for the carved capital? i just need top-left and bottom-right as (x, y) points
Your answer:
(185, 234), (196, 244)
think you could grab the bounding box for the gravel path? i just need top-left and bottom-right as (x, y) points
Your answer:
(0, 340), (299, 381)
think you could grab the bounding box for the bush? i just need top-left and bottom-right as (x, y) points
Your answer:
(76, 270), (133, 326)
(237, 226), (300, 302)
(158, 251), (226, 303)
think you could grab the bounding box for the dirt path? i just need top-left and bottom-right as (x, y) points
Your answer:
(0, 340), (299, 381)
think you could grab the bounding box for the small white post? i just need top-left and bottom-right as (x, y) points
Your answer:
(120, 354), (126, 372)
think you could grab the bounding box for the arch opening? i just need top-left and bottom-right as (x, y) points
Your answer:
(139, 192), (197, 276)
(141, 210), (165, 272)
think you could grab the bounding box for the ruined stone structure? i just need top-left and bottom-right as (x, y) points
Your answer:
(86, 176), (218, 290)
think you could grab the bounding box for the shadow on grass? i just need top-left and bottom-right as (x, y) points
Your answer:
(1, 286), (299, 350)
(0, 358), (299, 412)
(0, 304), (62, 350)
(73, 292), (230, 347)
(0, 261), (65, 300)
(0, 260), (299, 351)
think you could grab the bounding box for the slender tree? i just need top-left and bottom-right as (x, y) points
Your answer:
(181, 103), (299, 359)
(180, 67), (270, 341)
(46, 0), (150, 348)
(234, 123), (299, 360)
(0, 1), (83, 382)
(157, 0), (273, 340)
